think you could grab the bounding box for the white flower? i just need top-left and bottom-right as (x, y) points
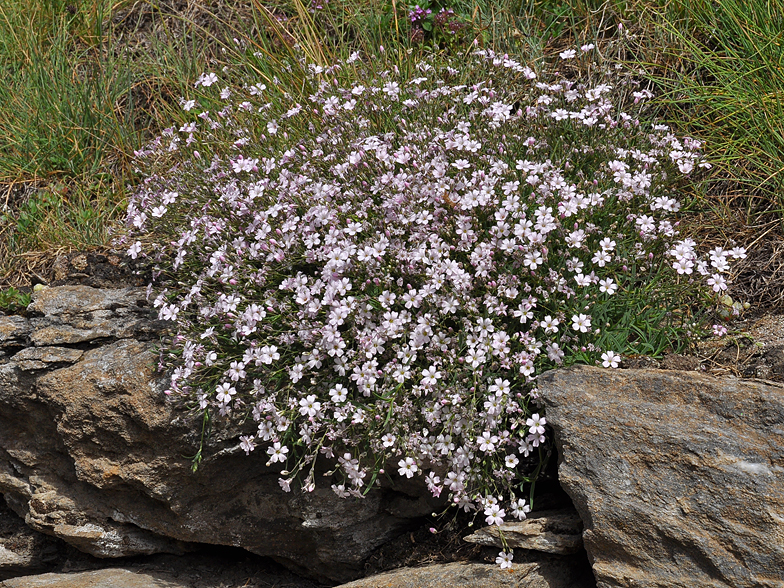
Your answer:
(259, 345), (279, 364)
(707, 274), (728, 292)
(239, 435), (256, 455)
(216, 382), (236, 404)
(481, 494), (499, 507)
(711, 256), (730, 273)
(289, 364), (304, 383)
(571, 313), (592, 332)
(488, 378), (511, 395)
(520, 360), (535, 377)
(672, 258), (694, 275)
(599, 237), (616, 251)
(329, 384), (347, 403)
(559, 49), (576, 59)
(511, 498), (531, 520)
(299, 395), (321, 417)
(546, 342), (564, 364)
(383, 81), (400, 97)
(161, 191), (178, 204)
(227, 360), (246, 381)
(196, 72), (218, 87)
(127, 241), (142, 259)
(566, 229), (585, 247)
(257, 421), (274, 441)
(484, 395), (502, 415)
(598, 278), (617, 295)
(267, 442), (289, 464)
(496, 550), (514, 569)
(601, 351), (620, 368)
(505, 454), (519, 469)
(421, 366), (442, 386)
(526, 413), (546, 435)
(729, 246), (747, 259)
(540, 315), (559, 334)
(382, 433), (396, 448)
(485, 504), (505, 526)
(158, 304), (180, 321)
(574, 273), (592, 287)
(592, 250), (611, 267)
(379, 290), (396, 307)
(160, 304), (179, 322)
(398, 457), (418, 478)
(523, 251), (543, 270)
(527, 431), (546, 447)
(466, 348), (486, 368)
(519, 439), (534, 457)
(478, 431), (498, 453)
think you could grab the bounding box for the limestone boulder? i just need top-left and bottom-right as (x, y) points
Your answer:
(0, 286), (440, 583)
(538, 365), (784, 588)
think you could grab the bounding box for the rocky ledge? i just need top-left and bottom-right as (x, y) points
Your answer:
(0, 286), (440, 583)
(1, 286), (783, 587)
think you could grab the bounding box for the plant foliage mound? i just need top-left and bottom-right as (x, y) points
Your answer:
(121, 46), (742, 538)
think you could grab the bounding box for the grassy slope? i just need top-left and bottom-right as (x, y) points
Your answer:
(0, 0), (780, 292)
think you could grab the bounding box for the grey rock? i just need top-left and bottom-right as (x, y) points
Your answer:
(0, 286), (443, 583)
(335, 557), (596, 588)
(0, 317), (29, 349)
(11, 347), (83, 371)
(539, 365), (784, 588)
(26, 286), (146, 318)
(0, 568), (186, 588)
(26, 286), (160, 346)
(463, 509), (583, 554)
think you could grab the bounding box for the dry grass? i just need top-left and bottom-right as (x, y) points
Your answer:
(1, 0), (782, 322)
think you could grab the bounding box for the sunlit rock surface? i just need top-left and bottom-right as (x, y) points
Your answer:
(539, 365), (784, 588)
